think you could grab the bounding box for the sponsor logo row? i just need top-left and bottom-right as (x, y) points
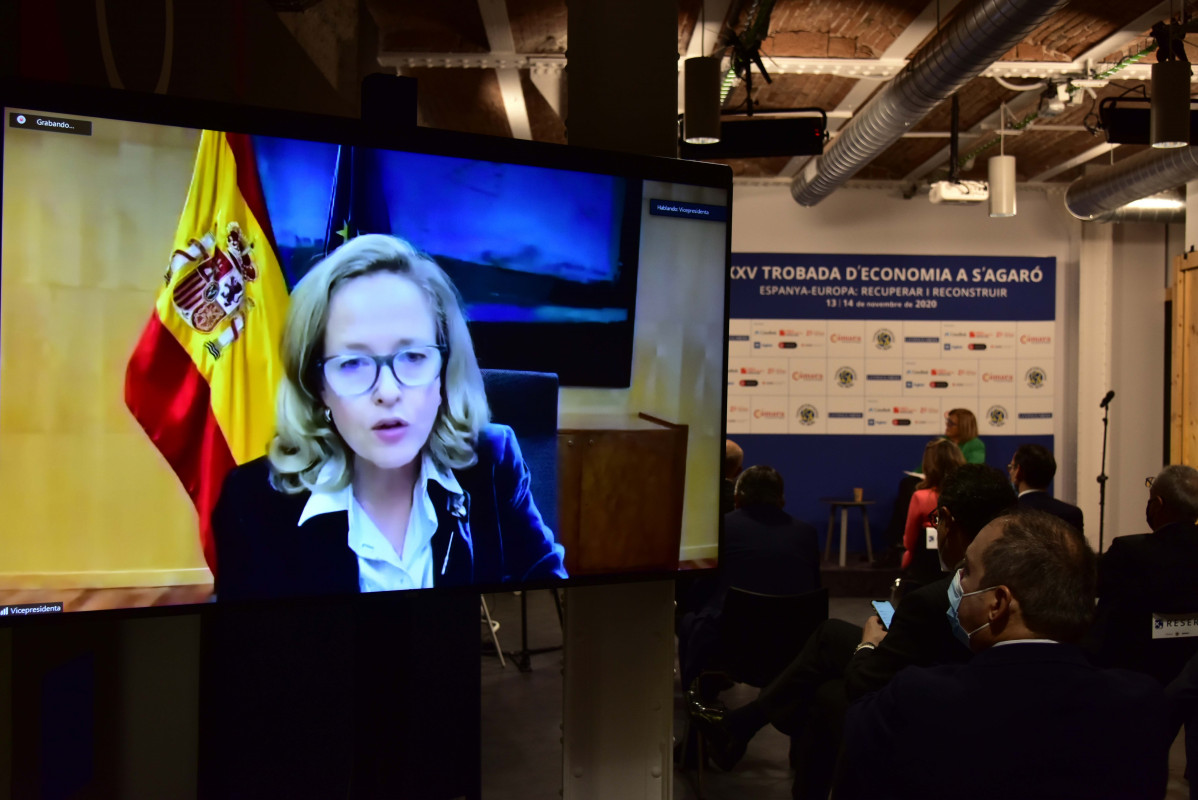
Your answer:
(727, 398), (1054, 436)
(728, 359), (1053, 398)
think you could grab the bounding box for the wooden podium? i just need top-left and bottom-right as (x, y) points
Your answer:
(557, 413), (688, 575)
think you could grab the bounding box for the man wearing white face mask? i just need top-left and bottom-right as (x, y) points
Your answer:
(838, 509), (1169, 800)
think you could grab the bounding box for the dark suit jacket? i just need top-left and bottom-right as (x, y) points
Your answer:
(213, 424), (567, 601)
(839, 643), (1169, 800)
(720, 478), (735, 517)
(1018, 489), (1084, 533)
(687, 504), (821, 619)
(1166, 650), (1198, 791)
(843, 574), (970, 701)
(1088, 521), (1198, 685)
(720, 505), (821, 598)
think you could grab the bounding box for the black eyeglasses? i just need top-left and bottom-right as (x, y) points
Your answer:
(319, 345), (447, 397)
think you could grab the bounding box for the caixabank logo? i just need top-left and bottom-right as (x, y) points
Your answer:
(796, 404), (819, 425)
(1025, 366), (1047, 389)
(873, 328), (895, 351)
(988, 405), (1008, 428)
(835, 366), (857, 388)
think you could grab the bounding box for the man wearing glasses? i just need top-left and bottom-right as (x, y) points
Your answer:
(1086, 464), (1198, 687)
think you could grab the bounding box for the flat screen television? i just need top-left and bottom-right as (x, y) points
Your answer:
(0, 78), (731, 619)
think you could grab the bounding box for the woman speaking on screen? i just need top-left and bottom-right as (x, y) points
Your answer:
(212, 235), (567, 601)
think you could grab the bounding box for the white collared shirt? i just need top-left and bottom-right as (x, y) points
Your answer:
(297, 452), (464, 592)
(1017, 489), (1046, 498)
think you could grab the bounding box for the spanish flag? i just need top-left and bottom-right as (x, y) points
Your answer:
(124, 131), (290, 573)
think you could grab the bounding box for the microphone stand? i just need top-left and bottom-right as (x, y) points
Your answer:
(1097, 400), (1111, 553)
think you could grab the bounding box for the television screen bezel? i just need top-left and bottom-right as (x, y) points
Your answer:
(0, 77), (733, 626)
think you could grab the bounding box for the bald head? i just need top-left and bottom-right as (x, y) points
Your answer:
(725, 440), (744, 480)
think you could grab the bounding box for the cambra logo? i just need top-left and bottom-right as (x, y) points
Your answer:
(983, 373), (1014, 382)
(830, 333), (862, 343)
(753, 409), (786, 419)
(1020, 334), (1051, 344)
(791, 371), (825, 381)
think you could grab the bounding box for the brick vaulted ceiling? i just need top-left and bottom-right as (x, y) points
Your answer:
(360, 0), (1195, 190)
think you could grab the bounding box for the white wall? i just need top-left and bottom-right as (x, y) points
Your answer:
(1107, 222), (1174, 539)
(730, 182), (1170, 551)
(561, 183), (729, 559)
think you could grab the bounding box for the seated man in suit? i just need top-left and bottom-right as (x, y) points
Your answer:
(695, 464), (1015, 795)
(1087, 464), (1198, 686)
(679, 465), (820, 694)
(1167, 651), (1198, 800)
(1011, 440), (1087, 534)
(838, 509), (1169, 800)
(1008, 443), (1083, 533)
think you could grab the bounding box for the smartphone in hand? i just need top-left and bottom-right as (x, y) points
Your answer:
(871, 599), (895, 630)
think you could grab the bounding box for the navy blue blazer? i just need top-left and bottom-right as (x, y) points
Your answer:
(720, 505), (821, 599)
(839, 643), (1170, 800)
(212, 424), (567, 601)
(1018, 489), (1084, 534)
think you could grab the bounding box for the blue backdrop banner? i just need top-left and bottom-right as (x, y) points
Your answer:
(727, 253), (1057, 556)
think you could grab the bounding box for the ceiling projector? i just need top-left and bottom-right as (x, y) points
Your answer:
(929, 179), (989, 205)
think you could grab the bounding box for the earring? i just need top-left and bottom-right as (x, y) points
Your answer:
(323, 407), (332, 423)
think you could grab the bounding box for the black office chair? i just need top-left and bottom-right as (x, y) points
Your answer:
(683, 587), (829, 793)
(708, 586), (830, 689)
(480, 369), (558, 532)
(478, 369), (564, 671)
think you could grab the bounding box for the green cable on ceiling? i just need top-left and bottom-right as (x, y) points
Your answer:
(953, 43), (1159, 170)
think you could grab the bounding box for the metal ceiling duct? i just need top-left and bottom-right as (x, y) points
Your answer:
(1091, 189), (1186, 224)
(1065, 147), (1198, 221)
(790, 0), (1069, 207)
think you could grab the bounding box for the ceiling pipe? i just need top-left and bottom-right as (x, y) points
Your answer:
(790, 0), (1070, 207)
(1091, 189), (1186, 224)
(1064, 147), (1198, 220)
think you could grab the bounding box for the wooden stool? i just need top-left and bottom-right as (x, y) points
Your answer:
(819, 499), (876, 567)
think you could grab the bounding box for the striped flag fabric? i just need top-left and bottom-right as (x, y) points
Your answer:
(125, 130), (290, 573)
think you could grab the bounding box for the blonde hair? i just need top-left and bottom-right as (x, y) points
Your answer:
(947, 407), (979, 444)
(918, 438), (965, 491)
(268, 235), (489, 493)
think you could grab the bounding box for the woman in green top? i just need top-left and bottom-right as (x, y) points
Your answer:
(945, 407), (985, 464)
